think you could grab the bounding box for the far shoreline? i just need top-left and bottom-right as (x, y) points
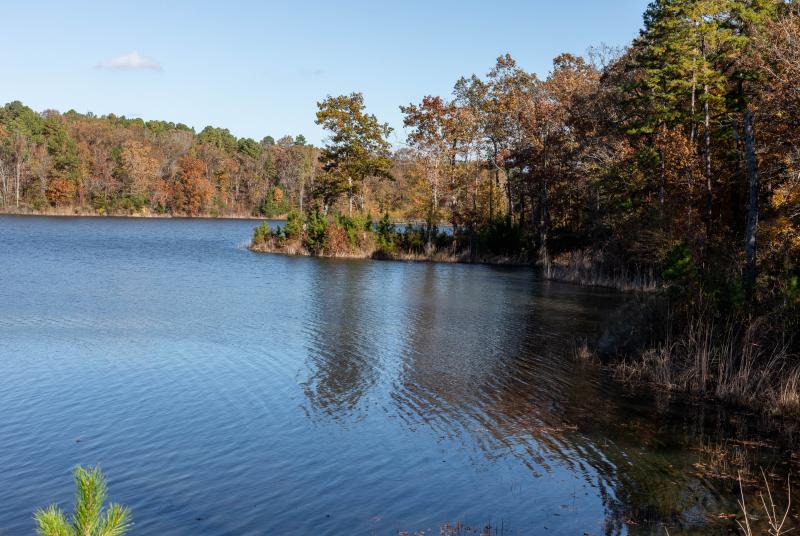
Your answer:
(0, 209), (283, 222)
(0, 210), (436, 226)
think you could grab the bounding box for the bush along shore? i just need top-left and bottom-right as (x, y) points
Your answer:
(249, 211), (538, 267)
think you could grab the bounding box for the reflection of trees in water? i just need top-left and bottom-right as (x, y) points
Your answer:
(297, 262), (796, 534)
(301, 261), (381, 419)
(389, 272), (796, 535)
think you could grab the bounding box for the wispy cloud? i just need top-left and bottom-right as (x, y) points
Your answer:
(97, 51), (162, 71)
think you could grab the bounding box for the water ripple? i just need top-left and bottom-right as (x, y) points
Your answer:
(0, 216), (793, 536)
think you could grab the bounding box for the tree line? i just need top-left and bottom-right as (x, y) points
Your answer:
(271, 0), (797, 308)
(391, 0), (799, 305)
(0, 103), (316, 217)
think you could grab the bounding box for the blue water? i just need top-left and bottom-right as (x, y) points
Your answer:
(0, 216), (791, 535)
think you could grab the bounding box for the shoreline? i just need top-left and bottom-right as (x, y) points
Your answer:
(0, 208), (282, 221)
(0, 209), (435, 225)
(248, 240), (660, 293)
(249, 237), (536, 267)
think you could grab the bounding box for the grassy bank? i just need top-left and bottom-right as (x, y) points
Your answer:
(581, 295), (800, 419)
(614, 314), (799, 417)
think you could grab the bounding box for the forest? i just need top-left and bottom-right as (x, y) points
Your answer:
(2, 1), (798, 412)
(0, 101), (318, 218)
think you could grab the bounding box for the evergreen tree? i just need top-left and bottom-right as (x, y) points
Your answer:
(34, 466), (131, 536)
(315, 93), (393, 216)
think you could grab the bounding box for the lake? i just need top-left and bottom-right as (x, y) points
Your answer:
(0, 216), (795, 535)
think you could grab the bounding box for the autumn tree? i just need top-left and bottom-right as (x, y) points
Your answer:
(744, 7), (800, 296)
(453, 74), (498, 222)
(43, 114), (80, 207)
(401, 95), (459, 231)
(0, 101), (43, 208)
(173, 155), (214, 216)
(118, 140), (160, 204)
(315, 93), (393, 216)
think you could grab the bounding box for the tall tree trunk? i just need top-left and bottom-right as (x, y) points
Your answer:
(428, 168), (439, 247)
(658, 148), (666, 210)
(505, 171), (512, 227)
(0, 163), (6, 208)
(687, 80), (697, 226)
(690, 72), (697, 145)
(539, 178), (549, 265)
(347, 176), (353, 218)
(472, 174), (478, 214)
(489, 168), (496, 222)
(702, 36), (713, 244)
(15, 160), (21, 208)
(743, 110), (759, 296)
(703, 86), (712, 242)
(489, 141), (499, 223)
(432, 170), (439, 215)
(299, 183), (304, 213)
(732, 128), (744, 236)
(539, 136), (549, 264)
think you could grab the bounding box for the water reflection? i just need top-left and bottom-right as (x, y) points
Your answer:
(299, 263), (798, 534)
(301, 260), (383, 418)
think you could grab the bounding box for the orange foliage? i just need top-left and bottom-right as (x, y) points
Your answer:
(120, 140), (160, 200)
(46, 178), (76, 207)
(173, 155), (214, 216)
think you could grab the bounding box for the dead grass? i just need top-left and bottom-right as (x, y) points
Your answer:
(611, 312), (798, 417)
(382, 247), (530, 266)
(543, 250), (659, 292)
(776, 367), (800, 415)
(737, 471), (794, 536)
(691, 440), (758, 482)
(573, 339), (597, 362)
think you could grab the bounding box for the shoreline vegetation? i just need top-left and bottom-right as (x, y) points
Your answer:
(249, 212), (533, 264)
(248, 211), (661, 292)
(582, 300), (800, 419)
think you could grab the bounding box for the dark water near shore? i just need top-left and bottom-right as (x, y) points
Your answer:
(0, 216), (795, 535)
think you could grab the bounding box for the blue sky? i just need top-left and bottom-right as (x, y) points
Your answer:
(0, 0), (650, 145)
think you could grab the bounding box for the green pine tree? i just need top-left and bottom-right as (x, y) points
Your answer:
(34, 466), (132, 536)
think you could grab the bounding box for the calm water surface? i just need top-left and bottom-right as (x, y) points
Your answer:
(0, 216), (795, 535)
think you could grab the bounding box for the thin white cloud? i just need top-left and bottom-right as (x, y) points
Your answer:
(97, 51), (162, 71)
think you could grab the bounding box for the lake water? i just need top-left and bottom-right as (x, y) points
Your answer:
(0, 216), (795, 535)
